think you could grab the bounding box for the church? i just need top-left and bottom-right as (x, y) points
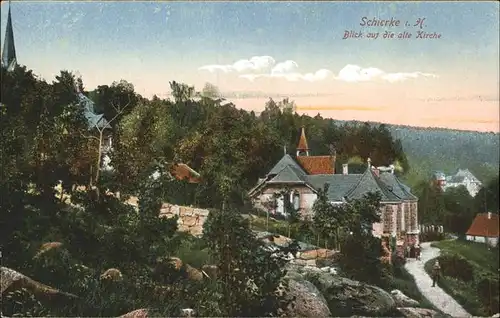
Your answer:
(248, 127), (420, 246)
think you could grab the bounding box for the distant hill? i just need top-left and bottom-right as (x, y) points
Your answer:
(327, 120), (499, 184)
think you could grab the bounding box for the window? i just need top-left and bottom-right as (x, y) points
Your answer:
(293, 191), (300, 210)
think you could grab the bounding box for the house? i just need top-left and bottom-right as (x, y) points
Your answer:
(466, 212), (499, 247)
(249, 127), (420, 246)
(444, 169), (482, 197)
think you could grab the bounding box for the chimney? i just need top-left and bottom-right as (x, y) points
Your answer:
(342, 163), (348, 175)
(488, 212), (492, 219)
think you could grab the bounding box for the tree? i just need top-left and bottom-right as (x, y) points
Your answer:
(474, 175), (499, 213)
(202, 206), (293, 317)
(443, 186), (475, 236)
(272, 188), (301, 237)
(337, 193), (388, 286)
(313, 184), (344, 249)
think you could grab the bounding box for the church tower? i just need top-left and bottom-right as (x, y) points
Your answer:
(2, 0), (17, 71)
(296, 126), (310, 156)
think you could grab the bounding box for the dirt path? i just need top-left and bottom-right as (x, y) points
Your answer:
(404, 241), (472, 317)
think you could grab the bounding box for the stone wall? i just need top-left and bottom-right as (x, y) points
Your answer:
(159, 203), (209, 237)
(126, 197), (209, 237)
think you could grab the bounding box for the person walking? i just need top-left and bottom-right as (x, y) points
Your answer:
(415, 244), (421, 260)
(432, 260), (441, 287)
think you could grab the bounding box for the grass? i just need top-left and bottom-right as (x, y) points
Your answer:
(425, 239), (500, 316)
(431, 240), (498, 275)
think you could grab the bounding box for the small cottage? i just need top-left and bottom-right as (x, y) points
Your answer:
(466, 212), (499, 247)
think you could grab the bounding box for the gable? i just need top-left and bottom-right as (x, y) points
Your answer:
(268, 165), (305, 183)
(379, 172), (417, 201)
(268, 154), (307, 177)
(345, 168), (401, 202)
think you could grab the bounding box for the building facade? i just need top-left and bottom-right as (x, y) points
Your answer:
(249, 127), (420, 246)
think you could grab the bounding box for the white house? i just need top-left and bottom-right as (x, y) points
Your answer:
(444, 169), (482, 197)
(466, 212), (499, 247)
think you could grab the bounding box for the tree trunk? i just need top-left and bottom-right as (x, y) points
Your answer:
(95, 130), (104, 185)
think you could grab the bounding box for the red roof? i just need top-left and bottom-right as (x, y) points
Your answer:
(297, 127), (309, 151)
(466, 213), (499, 237)
(170, 163), (201, 183)
(296, 156), (335, 175)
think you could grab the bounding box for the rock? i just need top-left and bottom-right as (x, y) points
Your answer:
(185, 264), (203, 281)
(292, 259), (318, 267)
(201, 265), (218, 280)
(492, 314), (500, 318)
(180, 308), (195, 317)
(1, 266), (77, 302)
(391, 289), (420, 307)
(100, 268), (123, 282)
(118, 308), (149, 318)
(33, 242), (63, 259)
(299, 249), (335, 260)
(397, 307), (444, 318)
(282, 278), (332, 317)
(168, 257), (183, 270)
(305, 272), (396, 317)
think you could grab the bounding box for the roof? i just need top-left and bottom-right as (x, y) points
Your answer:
(170, 163), (201, 183)
(344, 168), (401, 202)
(268, 154), (307, 177)
(309, 174), (364, 201)
(379, 172), (418, 200)
(466, 213), (499, 237)
(1, 4), (17, 71)
(268, 165), (306, 184)
(78, 93), (111, 130)
(296, 156), (335, 174)
(296, 127), (309, 151)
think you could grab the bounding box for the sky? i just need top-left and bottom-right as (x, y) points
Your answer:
(1, 1), (499, 132)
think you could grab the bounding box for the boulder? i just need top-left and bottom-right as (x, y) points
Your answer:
(33, 242), (63, 259)
(201, 264), (218, 280)
(299, 249), (335, 260)
(1, 266), (77, 302)
(282, 277), (332, 317)
(305, 271), (396, 317)
(391, 289), (420, 307)
(185, 264), (203, 281)
(100, 268), (123, 282)
(180, 308), (195, 317)
(118, 308), (149, 318)
(397, 307), (444, 318)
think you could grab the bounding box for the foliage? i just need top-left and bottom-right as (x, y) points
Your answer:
(425, 240), (500, 316)
(474, 175), (500, 213)
(313, 184), (345, 249)
(202, 206), (294, 317)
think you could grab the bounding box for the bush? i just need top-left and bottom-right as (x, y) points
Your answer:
(476, 275), (500, 316)
(419, 231), (445, 242)
(438, 254), (474, 282)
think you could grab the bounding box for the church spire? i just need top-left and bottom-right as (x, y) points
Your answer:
(296, 126), (310, 156)
(2, 0), (17, 71)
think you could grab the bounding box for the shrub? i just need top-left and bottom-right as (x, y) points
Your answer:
(419, 231), (445, 242)
(476, 275), (500, 316)
(438, 254), (474, 282)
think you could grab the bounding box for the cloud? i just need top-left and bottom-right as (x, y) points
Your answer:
(198, 56), (276, 73)
(336, 64), (437, 83)
(198, 57), (437, 83)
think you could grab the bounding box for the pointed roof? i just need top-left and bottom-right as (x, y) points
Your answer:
(268, 165), (305, 184)
(296, 126), (309, 151)
(379, 172), (418, 201)
(2, 1), (17, 71)
(268, 154), (306, 177)
(344, 167), (401, 202)
(78, 93), (111, 130)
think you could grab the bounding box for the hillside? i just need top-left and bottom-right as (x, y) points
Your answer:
(324, 119), (499, 183)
